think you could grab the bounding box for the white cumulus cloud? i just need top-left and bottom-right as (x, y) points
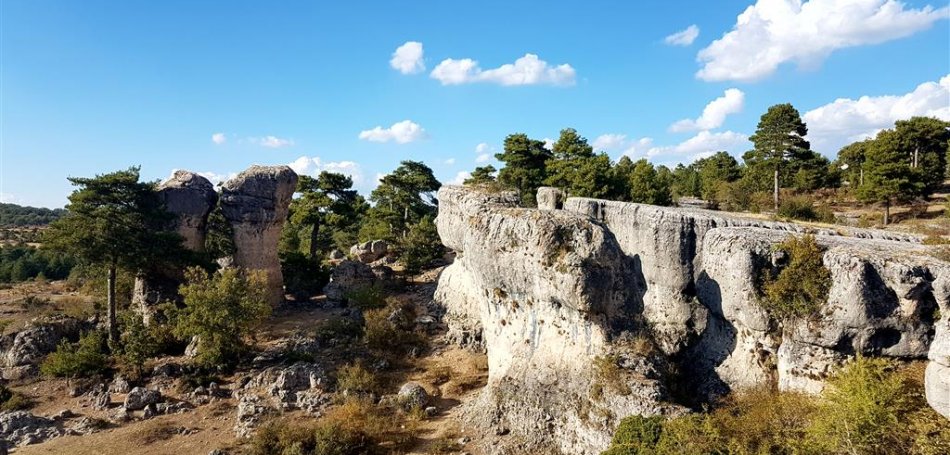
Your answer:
(697, 0), (949, 82)
(0, 192), (19, 204)
(390, 41), (425, 75)
(358, 120), (427, 144)
(444, 158), (456, 166)
(592, 134), (628, 151)
(449, 171), (471, 185)
(288, 156), (365, 184)
(670, 88), (745, 132)
(430, 53), (576, 86)
(211, 133), (226, 145)
(803, 74), (950, 154)
(639, 131), (749, 164)
(251, 135), (295, 148)
(196, 171), (238, 186)
(474, 142), (497, 163)
(665, 25), (700, 46)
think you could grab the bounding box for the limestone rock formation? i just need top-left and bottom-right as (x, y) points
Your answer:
(433, 185), (945, 454)
(1, 316), (86, 380)
(220, 165), (298, 305)
(536, 186), (565, 211)
(350, 240), (389, 263)
(323, 260), (396, 305)
(133, 171), (217, 317)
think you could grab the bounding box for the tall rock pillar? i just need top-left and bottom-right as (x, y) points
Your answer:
(133, 171), (217, 319)
(220, 165), (297, 305)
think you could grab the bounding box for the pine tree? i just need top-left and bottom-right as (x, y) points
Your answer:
(745, 103), (812, 210)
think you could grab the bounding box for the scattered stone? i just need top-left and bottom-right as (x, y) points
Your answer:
(0, 411), (64, 447)
(349, 240), (389, 263)
(124, 387), (161, 411)
(109, 375), (131, 394)
(328, 249), (345, 260)
(397, 382), (429, 410)
(153, 362), (182, 378)
(51, 409), (74, 421)
(323, 260), (394, 305)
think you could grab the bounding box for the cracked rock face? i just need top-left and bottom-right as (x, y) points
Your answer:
(133, 171), (217, 318)
(433, 185), (947, 454)
(220, 165), (298, 305)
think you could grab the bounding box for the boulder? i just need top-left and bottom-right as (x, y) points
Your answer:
(220, 165), (298, 305)
(536, 187), (564, 211)
(0, 411), (64, 447)
(349, 240), (389, 263)
(323, 260), (395, 305)
(123, 387), (162, 411)
(1, 316), (86, 378)
(397, 382), (429, 410)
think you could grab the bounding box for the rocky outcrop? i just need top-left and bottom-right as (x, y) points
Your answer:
(1, 316), (86, 380)
(323, 260), (396, 305)
(220, 166), (298, 305)
(434, 185), (945, 454)
(133, 171), (217, 318)
(233, 362), (329, 437)
(537, 187), (565, 211)
(350, 240), (389, 263)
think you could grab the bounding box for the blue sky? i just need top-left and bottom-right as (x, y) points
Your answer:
(2, 0), (949, 208)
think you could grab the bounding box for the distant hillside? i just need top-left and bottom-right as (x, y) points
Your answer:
(0, 203), (66, 227)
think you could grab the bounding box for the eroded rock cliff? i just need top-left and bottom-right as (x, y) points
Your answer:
(434, 185), (947, 454)
(221, 165), (297, 305)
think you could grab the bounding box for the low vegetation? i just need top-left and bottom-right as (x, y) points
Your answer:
(759, 234), (832, 321)
(601, 358), (950, 455)
(40, 330), (110, 379)
(166, 267), (271, 370)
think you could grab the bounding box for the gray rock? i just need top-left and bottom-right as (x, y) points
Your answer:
(220, 165), (298, 305)
(323, 260), (394, 304)
(0, 411), (64, 447)
(536, 187), (564, 211)
(132, 171), (217, 319)
(1, 316), (85, 373)
(349, 240), (389, 263)
(109, 375), (131, 394)
(328, 249), (345, 260)
(432, 184), (944, 454)
(123, 387), (161, 411)
(397, 382), (429, 410)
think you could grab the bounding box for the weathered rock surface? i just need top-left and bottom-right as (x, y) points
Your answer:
(133, 171), (217, 318)
(433, 185), (946, 454)
(323, 260), (396, 305)
(536, 187), (565, 211)
(233, 362), (329, 437)
(123, 387), (162, 411)
(220, 165), (298, 305)
(350, 240), (389, 263)
(0, 411), (64, 447)
(1, 316), (86, 379)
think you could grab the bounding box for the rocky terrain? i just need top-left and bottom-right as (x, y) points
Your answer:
(435, 185), (949, 454)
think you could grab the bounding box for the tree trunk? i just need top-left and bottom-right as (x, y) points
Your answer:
(309, 222), (319, 260)
(883, 199), (890, 226)
(107, 263), (118, 344)
(773, 168), (779, 212)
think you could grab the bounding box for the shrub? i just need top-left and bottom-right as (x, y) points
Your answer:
(280, 251), (330, 301)
(804, 356), (910, 454)
(593, 355), (631, 396)
(335, 362), (377, 395)
(601, 415), (664, 454)
(168, 267), (271, 370)
(40, 330), (109, 378)
(398, 216), (444, 275)
(363, 302), (425, 355)
(777, 194), (836, 223)
(344, 285), (386, 310)
(0, 385), (31, 411)
(314, 316), (363, 345)
(760, 234), (831, 321)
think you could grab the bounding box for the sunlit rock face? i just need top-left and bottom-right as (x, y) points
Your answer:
(220, 165), (297, 306)
(133, 171), (217, 318)
(434, 184), (944, 454)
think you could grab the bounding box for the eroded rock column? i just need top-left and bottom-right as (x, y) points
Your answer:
(133, 171), (217, 318)
(220, 165), (297, 305)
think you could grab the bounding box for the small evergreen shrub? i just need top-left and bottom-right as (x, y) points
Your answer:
(40, 330), (109, 378)
(398, 216), (444, 276)
(601, 415), (664, 455)
(344, 285), (386, 310)
(363, 302), (425, 355)
(0, 385), (31, 411)
(760, 234), (832, 321)
(335, 362), (377, 395)
(777, 195), (836, 223)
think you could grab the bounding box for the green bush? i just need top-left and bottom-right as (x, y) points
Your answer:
(335, 362), (377, 395)
(760, 234), (831, 321)
(40, 330), (109, 378)
(344, 284), (386, 310)
(0, 385), (32, 411)
(777, 194), (835, 223)
(314, 317), (363, 345)
(601, 415), (664, 454)
(363, 302), (425, 355)
(280, 251), (330, 301)
(168, 267), (271, 370)
(398, 216), (444, 275)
